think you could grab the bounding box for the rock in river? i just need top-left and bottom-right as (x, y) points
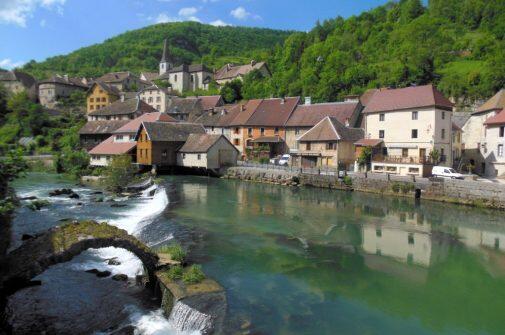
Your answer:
(111, 274), (128, 281)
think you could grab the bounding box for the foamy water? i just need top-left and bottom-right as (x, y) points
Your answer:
(124, 306), (200, 335)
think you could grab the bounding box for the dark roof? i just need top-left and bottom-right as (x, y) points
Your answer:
(452, 111), (471, 129)
(78, 121), (129, 135)
(89, 81), (121, 97)
(89, 136), (136, 155)
(179, 134), (226, 153)
(88, 98), (156, 117)
(139, 122), (205, 142)
(166, 97), (204, 121)
(96, 71), (139, 84)
(484, 109), (505, 126)
(298, 116), (364, 142)
(475, 89), (505, 114)
(189, 95), (223, 111)
(285, 102), (360, 127)
(114, 112), (176, 134)
(161, 64), (212, 75)
(0, 70), (35, 88)
(363, 85), (454, 113)
(252, 136), (284, 143)
(245, 97), (300, 127)
(354, 139), (383, 147)
(214, 61), (270, 80)
(161, 39), (170, 63)
(120, 91), (138, 100)
(38, 75), (88, 88)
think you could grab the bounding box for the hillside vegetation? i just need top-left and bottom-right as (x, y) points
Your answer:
(23, 0), (505, 103)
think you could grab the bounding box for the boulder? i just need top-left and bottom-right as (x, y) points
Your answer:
(107, 258), (121, 266)
(96, 270), (112, 278)
(19, 196), (37, 201)
(110, 204), (127, 208)
(49, 189), (74, 197)
(111, 274), (128, 281)
(91, 191), (103, 195)
(68, 193), (80, 199)
(21, 234), (35, 241)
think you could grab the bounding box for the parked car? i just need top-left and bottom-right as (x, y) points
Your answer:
(278, 154), (290, 166)
(269, 156), (280, 165)
(432, 166), (464, 179)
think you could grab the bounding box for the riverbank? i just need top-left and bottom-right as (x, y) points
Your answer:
(223, 166), (505, 210)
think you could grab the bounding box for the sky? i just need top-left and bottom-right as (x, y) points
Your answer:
(0, 0), (390, 70)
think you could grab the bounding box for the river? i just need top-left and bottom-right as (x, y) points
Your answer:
(6, 173), (505, 334)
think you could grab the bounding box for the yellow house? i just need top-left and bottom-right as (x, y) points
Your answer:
(87, 81), (120, 114)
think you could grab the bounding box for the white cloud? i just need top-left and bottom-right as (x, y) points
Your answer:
(0, 0), (66, 27)
(210, 19), (230, 27)
(178, 7), (198, 17)
(153, 13), (180, 24)
(230, 6), (249, 20)
(0, 58), (24, 69)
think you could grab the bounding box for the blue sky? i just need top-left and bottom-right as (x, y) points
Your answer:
(0, 0), (390, 70)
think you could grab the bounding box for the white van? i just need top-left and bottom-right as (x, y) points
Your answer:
(432, 166), (464, 179)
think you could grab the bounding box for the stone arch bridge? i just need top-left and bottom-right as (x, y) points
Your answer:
(0, 220), (159, 296)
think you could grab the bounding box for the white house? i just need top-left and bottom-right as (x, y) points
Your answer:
(482, 109), (505, 177)
(177, 134), (239, 169)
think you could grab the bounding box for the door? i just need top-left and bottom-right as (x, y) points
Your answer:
(419, 148), (426, 163)
(301, 156), (317, 168)
(402, 148), (408, 157)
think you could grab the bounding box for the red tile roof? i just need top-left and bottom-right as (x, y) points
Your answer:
(245, 97), (300, 127)
(484, 109), (505, 126)
(363, 85), (453, 113)
(298, 117), (364, 142)
(113, 112), (176, 134)
(285, 102), (359, 127)
(196, 95), (224, 111)
(228, 99), (263, 126)
(475, 89), (505, 114)
(89, 136), (136, 155)
(359, 89), (378, 106)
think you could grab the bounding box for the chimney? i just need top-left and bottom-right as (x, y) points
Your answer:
(304, 97), (311, 105)
(345, 118), (350, 127)
(120, 94), (125, 102)
(280, 97), (285, 104)
(63, 74), (69, 82)
(241, 104), (245, 112)
(250, 60), (256, 66)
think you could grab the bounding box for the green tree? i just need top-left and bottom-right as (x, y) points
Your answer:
(103, 155), (136, 193)
(220, 79), (243, 103)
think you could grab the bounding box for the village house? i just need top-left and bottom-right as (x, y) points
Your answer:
(460, 89), (505, 175)
(88, 112), (176, 166)
(87, 97), (156, 121)
(38, 74), (89, 108)
(78, 120), (129, 151)
(0, 69), (36, 97)
(177, 134), (239, 170)
(295, 116), (364, 169)
(140, 72), (159, 84)
(284, 97), (362, 154)
(193, 104), (242, 138)
(214, 61), (271, 85)
(86, 81), (121, 113)
(362, 85), (454, 177)
(452, 122), (464, 166)
(96, 71), (148, 92)
(136, 121), (206, 168)
(228, 99), (263, 157)
(157, 39), (213, 92)
(481, 110), (505, 177)
(139, 85), (171, 113)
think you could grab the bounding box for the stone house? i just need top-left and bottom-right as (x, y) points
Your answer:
(38, 75), (89, 108)
(95, 71), (148, 92)
(296, 116), (364, 169)
(363, 85), (454, 177)
(177, 134), (239, 169)
(284, 98), (362, 154)
(482, 110), (505, 177)
(87, 97), (157, 121)
(88, 112), (176, 166)
(135, 121), (205, 168)
(214, 61), (271, 85)
(0, 70), (36, 97)
(157, 39), (213, 92)
(193, 104), (242, 138)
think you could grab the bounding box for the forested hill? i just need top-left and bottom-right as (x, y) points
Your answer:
(22, 22), (293, 79)
(23, 0), (505, 103)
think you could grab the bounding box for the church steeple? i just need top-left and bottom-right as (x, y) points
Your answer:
(159, 39), (172, 75)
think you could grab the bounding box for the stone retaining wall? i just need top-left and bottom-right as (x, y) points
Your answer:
(223, 167), (505, 210)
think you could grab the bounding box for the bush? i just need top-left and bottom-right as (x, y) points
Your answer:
(400, 183), (415, 194)
(103, 155), (136, 193)
(166, 265), (183, 280)
(182, 265), (206, 285)
(343, 175), (352, 186)
(391, 183), (401, 193)
(157, 243), (186, 263)
(259, 157), (270, 164)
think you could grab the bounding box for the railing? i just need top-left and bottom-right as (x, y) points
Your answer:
(372, 155), (446, 165)
(237, 160), (342, 176)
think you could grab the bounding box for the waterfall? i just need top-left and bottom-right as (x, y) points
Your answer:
(168, 301), (212, 333)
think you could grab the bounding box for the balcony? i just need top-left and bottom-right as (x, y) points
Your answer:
(373, 155), (446, 165)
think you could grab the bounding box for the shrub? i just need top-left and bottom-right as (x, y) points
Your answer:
(157, 243), (186, 263)
(391, 183), (401, 193)
(182, 265), (206, 285)
(259, 157), (269, 164)
(400, 183), (415, 194)
(166, 265), (183, 280)
(343, 175), (352, 186)
(103, 155), (136, 193)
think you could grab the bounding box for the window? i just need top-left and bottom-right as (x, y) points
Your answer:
(295, 128), (300, 135)
(306, 142), (311, 150)
(234, 127), (240, 135)
(274, 127), (279, 135)
(156, 97), (161, 102)
(90, 105), (94, 110)
(326, 142), (335, 150)
(382, 147), (388, 156)
(233, 138), (240, 145)
(412, 111), (418, 120)
(402, 148), (408, 157)
(129, 135), (135, 141)
(174, 74), (177, 82)
(156, 105), (160, 110)
(260, 128), (265, 136)
(148, 97), (153, 103)
(379, 130), (385, 138)
(248, 128), (252, 136)
(498, 144), (504, 157)
(442, 111), (445, 120)
(408, 233), (414, 245)
(379, 113), (385, 121)
(376, 228), (382, 237)
(183, 153), (186, 159)
(197, 154), (201, 160)
(90, 98), (94, 102)
(500, 126), (504, 137)
(116, 135), (123, 141)
(101, 97), (106, 102)
(162, 150), (167, 158)
(441, 129), (446, 139)
(191, 75), (194, 82)
(411, 129), (418, 138)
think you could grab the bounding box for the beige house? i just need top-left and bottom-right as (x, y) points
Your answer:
(482, 110), (505, 177)
(38, 75), (89, 108)
(157, 39), (213, 92)
(363, 85), (454, 177)
(177, 134), (239, 169)
(214, 61), (270, 85)
(295, 116), (363, 169)
(87, 97), (157, 121)
(0, 70), (36, 97)
(96, 71), (148, 92)
(139, 85), (170, 113)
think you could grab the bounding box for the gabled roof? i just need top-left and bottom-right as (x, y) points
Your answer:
(140, 72), (159, 83)
(214, 61), (270, 81)
(113, 112), (176, 134)
(88, 98), (156, 117)
(178, 134), (231, 153)
(359, 89), (379, 107)
(298, 116), (364, 142)
(475, 89), (505, 114)
(138, 122), (205, 142)
(140, 84), (170, 95)
(245, 97), (300, 127)
(38, 75), (88, 88)
(363, 85), (453, 113)
(166, 97), (203, 121)
(89, 136), (136, 155)
(0, 70), (35, 88)
(228, 99), (263, 126)
(285, 101), (360, 127)
(162, 64), (212, 75)
(452, 111), (471, 129)
(89, 81), (121, 97)
(188, 95), (223, 111)
(193, 104), (240, 127)
(96, 71), (139, 84)
(484, 109), (505, 126)
(78, 120), (129, 135)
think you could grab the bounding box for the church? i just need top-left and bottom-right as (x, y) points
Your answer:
(156, 39), (213, 93)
